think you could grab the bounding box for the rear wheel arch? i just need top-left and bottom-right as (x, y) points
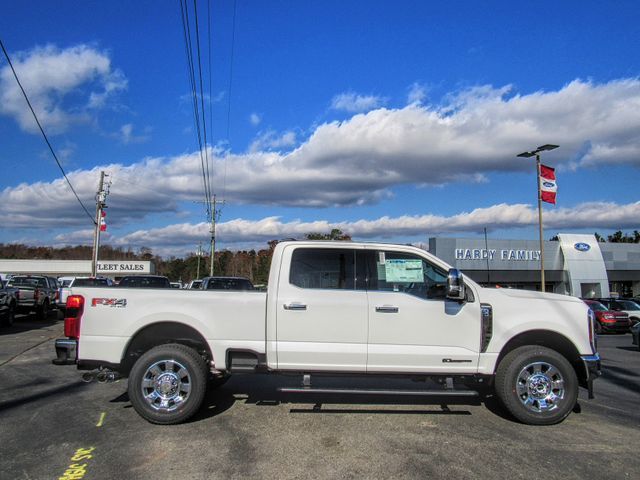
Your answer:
(495, 330), (586, 384)
(121, 322), (212, 376)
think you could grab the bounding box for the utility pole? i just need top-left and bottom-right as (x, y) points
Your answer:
(209, 194), (224, 277)
(194, 195), (225, 277)
(91, 171), (110, 276)
(196, 243), (202, 279)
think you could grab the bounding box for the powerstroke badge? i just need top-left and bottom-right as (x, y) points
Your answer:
(91, 298), (127, 308)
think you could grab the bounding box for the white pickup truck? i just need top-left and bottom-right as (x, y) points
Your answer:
(53, 241), (600, 426)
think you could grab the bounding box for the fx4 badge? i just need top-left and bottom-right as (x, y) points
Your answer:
(91, 298), (127, 308)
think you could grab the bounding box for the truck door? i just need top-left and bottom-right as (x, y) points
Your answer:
(276, 246), (368, 371)
(365, 249), (481, 373)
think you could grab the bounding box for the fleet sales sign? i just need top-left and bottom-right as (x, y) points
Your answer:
(97, 261), (151, 273)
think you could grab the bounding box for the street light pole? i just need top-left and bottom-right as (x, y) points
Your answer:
(517, 144), (559, 292)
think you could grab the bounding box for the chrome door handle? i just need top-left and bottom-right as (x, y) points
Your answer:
(284, 303), (307, 311)
(375, 305), (399, 313)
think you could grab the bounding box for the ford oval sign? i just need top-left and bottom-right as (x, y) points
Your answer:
(574, 242), (591, 252)
(542, 181), (555, 188)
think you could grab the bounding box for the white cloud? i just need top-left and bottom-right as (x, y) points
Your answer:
(249, 112), (261, 126)
(117, 123), (150, 144)
(407, 82), (427, 104)
(330, 92), (385, 113)
(2, 78), (640, 230)
(249, 130), (297, 152)
(111, 201), (640, 253)
(0, 44), (127, 134)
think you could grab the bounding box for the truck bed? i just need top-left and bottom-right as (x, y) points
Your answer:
(72, 287), (267, 367)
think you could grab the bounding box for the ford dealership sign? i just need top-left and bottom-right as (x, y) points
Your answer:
(574, 242), (591, 252)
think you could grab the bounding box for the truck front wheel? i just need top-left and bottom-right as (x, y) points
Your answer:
(495, 345), (578, 425)
(128, 343), (208, 424)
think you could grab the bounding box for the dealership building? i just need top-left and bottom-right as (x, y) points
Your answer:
(429, 234), (640, 297)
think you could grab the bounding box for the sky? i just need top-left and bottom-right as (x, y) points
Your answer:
(1, 1), (639, 257)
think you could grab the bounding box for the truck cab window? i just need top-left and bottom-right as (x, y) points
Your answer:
(290, 248), (355, 290)
(370, 251), (448, 300)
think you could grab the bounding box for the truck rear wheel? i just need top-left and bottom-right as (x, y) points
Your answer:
(36, 300), (49, 320)
(495, 345), (578, 425)
(128, 343), (208, 424)
(1, 303), (15, 327)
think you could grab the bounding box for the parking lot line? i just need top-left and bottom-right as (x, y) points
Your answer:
(95, 412), (106, 428)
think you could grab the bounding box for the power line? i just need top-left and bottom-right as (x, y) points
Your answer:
(192, 0), (213, 214)
(179, 0), (212, 217)
(222, 0), (238, 204)
(0, 37), (95, 224)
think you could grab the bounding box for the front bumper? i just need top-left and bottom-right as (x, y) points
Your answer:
(52, 338), (77, 365)
(581, 353), (602, 399)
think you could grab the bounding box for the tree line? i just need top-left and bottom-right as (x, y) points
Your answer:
(0, 229), (353, 284)
(549, 230), (640, 243)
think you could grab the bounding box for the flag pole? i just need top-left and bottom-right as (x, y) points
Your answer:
(517, 144), (558, 293)
(536, 153), (545, 292)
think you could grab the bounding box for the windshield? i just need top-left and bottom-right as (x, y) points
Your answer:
(73, 278), (110, 287)
(205, 278), (254, 290)
(8, 277), (46, 288)
(586, 301), (607, 312)
(618, 300), (640, 310)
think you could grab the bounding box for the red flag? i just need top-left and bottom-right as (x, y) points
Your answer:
(539, 164), (557, 204)
(100, 210), (107, 231)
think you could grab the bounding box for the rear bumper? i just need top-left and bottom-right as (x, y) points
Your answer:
(581, 353), (602, 399)
(52, 338), (77, 365)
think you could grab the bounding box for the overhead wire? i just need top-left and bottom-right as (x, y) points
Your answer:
(222, 0), (238, 205)
(192, 0), (213, 216)
(179, 0), (212, 217)
(0, 37), (96, 224)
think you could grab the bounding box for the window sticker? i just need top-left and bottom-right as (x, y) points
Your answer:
(384, 259), (424, 282)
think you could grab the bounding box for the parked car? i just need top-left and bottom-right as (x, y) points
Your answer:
(583, 299), (631, 334)
(632, 322), (639, 351)
(7, 275), (58, 319)
(0, 280), (19, 327)
(170, 282), (182, 289)
(200, 276), (255, 291)
(186, 279), (203, 289)
(595, 298), (640, 325)
(58, 277), (113, 312)
(117, 275), (171, 288)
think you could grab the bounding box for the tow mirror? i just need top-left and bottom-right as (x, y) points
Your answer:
(447, 268), (465, 301)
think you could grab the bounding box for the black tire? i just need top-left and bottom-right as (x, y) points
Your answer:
(36, 300), (49, 320)
(495, 345), (578, 426)
(1, 303), (15, 327)
(128, 343), (208, 424)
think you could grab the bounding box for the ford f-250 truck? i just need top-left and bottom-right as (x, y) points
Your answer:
(53, 241), (601, 426)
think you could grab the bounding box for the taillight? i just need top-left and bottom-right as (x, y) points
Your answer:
(64, 295), (84, 339)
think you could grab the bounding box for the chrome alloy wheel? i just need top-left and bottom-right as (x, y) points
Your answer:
(515, 361), (565, 413)
(141, 359), (192, 412)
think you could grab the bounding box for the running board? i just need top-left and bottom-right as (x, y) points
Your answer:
(278, 387), (478, 397)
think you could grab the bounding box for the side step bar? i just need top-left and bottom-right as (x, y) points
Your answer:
(278, 387), (478, 397)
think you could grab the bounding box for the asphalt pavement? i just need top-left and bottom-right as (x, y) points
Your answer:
(1, 314), (639, 480)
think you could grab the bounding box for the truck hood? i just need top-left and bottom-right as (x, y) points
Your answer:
(478, 286), (583, 304)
